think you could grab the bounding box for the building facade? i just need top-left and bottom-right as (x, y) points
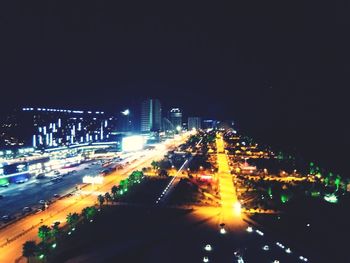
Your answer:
(140, 99), (162, 132)
(0, 108), (118, 149)
(168, 108), (182, 130)
(188, 117), (202, 130)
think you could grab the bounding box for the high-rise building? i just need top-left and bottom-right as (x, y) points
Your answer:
(117, 109), (133, 132)
(188, 117), (201, 130)
(169, 108), (182, 130)
(140, 99), (162, 132)
(202, 119), (217, 129)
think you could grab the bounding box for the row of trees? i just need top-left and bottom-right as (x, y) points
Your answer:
(22, 207), (97, 262)
(22, 170), (144, 262)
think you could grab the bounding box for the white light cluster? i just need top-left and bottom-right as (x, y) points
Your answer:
(122, 136), (145, 152)
(22, 108), (104, 114)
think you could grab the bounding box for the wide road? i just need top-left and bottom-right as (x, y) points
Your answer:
(0, 162), (102, 217)
(0, 135), (189, 263)
(216, 133), (244, 230)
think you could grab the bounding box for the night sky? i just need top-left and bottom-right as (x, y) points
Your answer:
(0, 1), (349, 175)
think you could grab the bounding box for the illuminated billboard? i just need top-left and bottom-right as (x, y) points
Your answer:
(122, 136), (145, 152)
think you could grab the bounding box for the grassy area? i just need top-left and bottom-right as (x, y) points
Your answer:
(118, 176), (171, 204)
(167, 178), (219, 206)
(49, 206), (192, 263)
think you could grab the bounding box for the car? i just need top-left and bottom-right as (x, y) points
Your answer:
(36, 173), (46, 179)
(39, 200), (46, 204)
(51, 220), (60, 227)
(15, 178), (28, 184)
(53, 194), (60, 198)
(35, 208), (43, 214)
(51, 176), (63, 182)
(22, 207), (32, 213)
(1, 215), (14, 222)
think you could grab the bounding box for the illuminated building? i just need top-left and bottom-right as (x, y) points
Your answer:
(0, 108), (118, 149)
(140, 99), (162, 132)
(188, 117), (201, 130)
(202, 119), (218, 130)
(168, 108), (182, 131)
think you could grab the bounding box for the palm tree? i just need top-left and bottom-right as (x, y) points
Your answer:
(82, 206), (97, 221)
(111, 185), (119, 200)
(22, 240), (38, 262)
(151, 160), (159, 170)
(97, 194), (105, 207)
(104, 192), (112, 204)
(38, 225), (51, 243)
(51, 222), (61, 240)
(66, 212), (79, 229)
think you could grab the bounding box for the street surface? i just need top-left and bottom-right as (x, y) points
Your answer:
(0, 136), (187, 263)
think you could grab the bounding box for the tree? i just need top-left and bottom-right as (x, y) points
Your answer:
(51, 222), (61, 240)
(111, 185), (119, 200)
(97, 194), (105, 207)
(66, 212), (79, 229)
(104, 192), (112, 204)
(23, 241), (38, 262)
(38, 225), (51, 243)
(151, 160), (159, 170)
(82, 206), (97, 221)
(158, 169), (168, 177)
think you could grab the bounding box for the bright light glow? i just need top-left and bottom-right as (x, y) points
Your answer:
(176, 125), (182, 132)
(324, 193), (338, 203)
(83, 175), (104, 184)
(52, 243), (57, 248)
(285, 248), (292, 254)
(220, 228), (226, 234)
(233, 201), (242, 214)
(121, 109), (130, 115)
(204, 244), (212, 251)
(299, 256), (308, 262)
(256, 229), (264, 236)
(246, 226), (253, 233)
(122, 136), (145, 152)
(276, 242), (285, 249)
(203, 256), (209, 262)
(262, 245), (269, 251)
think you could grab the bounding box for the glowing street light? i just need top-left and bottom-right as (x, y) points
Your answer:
(121, 109), (130, 116)
(246, 226), (253, 233)
(233, 201), (242, 215)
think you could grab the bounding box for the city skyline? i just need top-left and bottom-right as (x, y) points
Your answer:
(0, 2), (349, 262)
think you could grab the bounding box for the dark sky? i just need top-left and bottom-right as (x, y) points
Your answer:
(1, 1), (349, 174)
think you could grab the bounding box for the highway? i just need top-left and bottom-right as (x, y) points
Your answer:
(0, 135), (188, 263)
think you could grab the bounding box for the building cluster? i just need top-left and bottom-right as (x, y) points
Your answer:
(140, 99), (203, 136)
(0, 99), (231, 152)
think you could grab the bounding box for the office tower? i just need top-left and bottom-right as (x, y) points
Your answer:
(169, 108), (182, 130)
(188, 117), (202, 130)
(140, 99), (162, 132)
